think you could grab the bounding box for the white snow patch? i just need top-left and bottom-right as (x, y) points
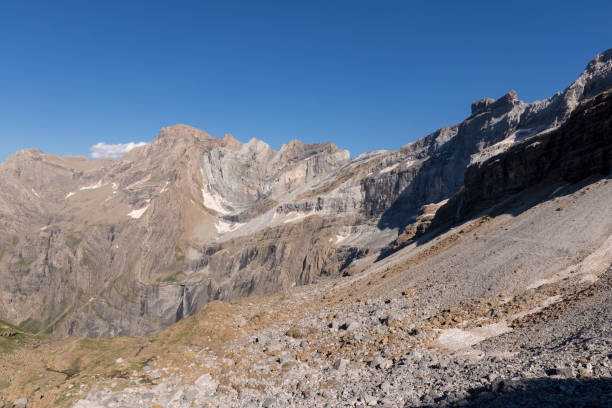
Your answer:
(80, 180), (104, 191)
(128, 205), (150, 219)
(578, 233), (612, 283)
(215, 220), (244, 234)
(65, 191), (76, 199)
(31, 188), (40, 198)
(126, 175), (151, 189)
(283, 212), (312, 224)
(436, 322), (512, 352)
(159, 181), (170, 194)
(202, 186), (232, 215)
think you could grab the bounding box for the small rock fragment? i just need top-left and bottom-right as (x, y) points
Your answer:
(13, 398), (28, 408)
(262, 397), (276, 407)
(333, 358), (349, 370)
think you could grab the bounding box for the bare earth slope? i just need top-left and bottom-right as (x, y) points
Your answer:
(1, 50), (611, 339)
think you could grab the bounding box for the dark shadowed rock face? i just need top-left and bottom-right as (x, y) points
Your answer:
(365, 49), (612, 228)
(431, 88), (612, 230)
(471, 97), (496, 115)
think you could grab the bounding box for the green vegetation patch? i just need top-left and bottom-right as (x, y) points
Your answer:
(80, 250), (96, 269)
(66, 234), (81, 250)
(0, 318), (22, 331)
(175, 245), (185, 262)
(19, 317), (42, 334)
(157, 270), (186, 283)
(15, 256), (34, 267)
(43, 302), (74, 335)
(0, 332), (26, 354)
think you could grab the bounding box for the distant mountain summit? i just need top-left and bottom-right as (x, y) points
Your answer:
(1, 49), (611, 338)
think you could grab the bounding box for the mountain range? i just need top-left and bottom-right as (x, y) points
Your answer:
(0, 48), (611, 408)
(0, 49), (611, 340)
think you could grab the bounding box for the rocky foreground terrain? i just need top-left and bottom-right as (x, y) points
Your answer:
(0, 50), (610, 407)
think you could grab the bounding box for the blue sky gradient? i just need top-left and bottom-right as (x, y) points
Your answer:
(1, 1), (611, 161)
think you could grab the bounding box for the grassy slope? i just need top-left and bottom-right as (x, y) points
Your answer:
(0, 300), (244, 407)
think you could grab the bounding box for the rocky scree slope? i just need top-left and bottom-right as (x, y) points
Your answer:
(68, 80), (612, 408)
(3, 171), (611, 406)
(0, 49), (611, 338)
(11, 84), (604, 407)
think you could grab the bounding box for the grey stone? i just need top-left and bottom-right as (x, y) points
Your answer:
(262, 397), (276, 407)
(547, 367), (574, 377)
(12, 398), (27, 408)
(333, 358), (349, 370)
(340, 321), (360, 331)
(370, 357), (392, 370)
(379, 381), (391, 394)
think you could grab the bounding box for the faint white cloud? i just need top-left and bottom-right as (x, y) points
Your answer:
(90, 141), (147, 159)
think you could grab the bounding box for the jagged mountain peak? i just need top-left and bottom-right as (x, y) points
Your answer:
(467, 48), (612, 125)
(280, 139), (308, 150)
(157, 124), (216, 141)
(222, 133), (241, 150)
(2, 148), (57, 166)
(572, 47), (612, 102)
(586, 47), (612, 71)
(470, 97), (496, 115)
(12, 147), (43, 156)
(279, 139), (348, 159)
(498, 89), (519, 104)
(488, 89), (523, 115)
(470, 90), (521, 117)
(242, 137), (271, 153)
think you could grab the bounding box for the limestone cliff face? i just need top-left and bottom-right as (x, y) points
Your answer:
(363, 49), (612, 228)
(0, 129), (355, 337)
(430, 89), (612, 230)
(0, 49), (611, 338)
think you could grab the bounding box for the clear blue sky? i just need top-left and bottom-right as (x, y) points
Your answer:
(1, 1), (611, 161)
